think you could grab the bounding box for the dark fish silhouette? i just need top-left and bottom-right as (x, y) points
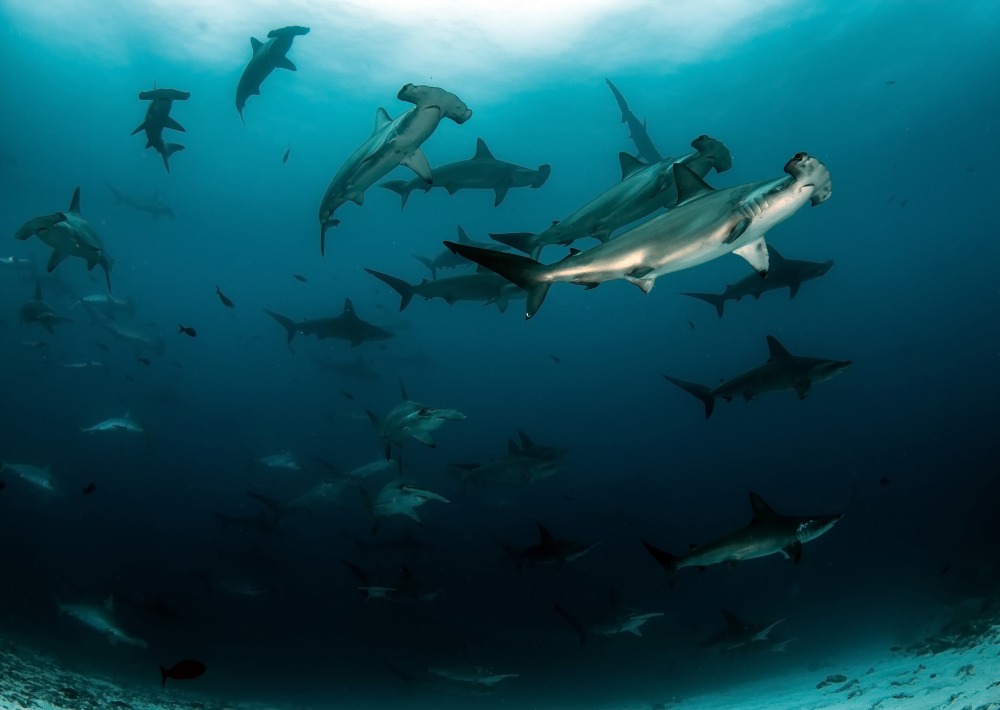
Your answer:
(339, 390), (354, 401)
(215, 285), (235, 308)
(96, 342), (110, 352)
(283, 146), (290, 164)
(292, 273), (307, 283)
(178, 325), (197, 338)
(879, 476), (891, 487)
(0, 481), (6, 491)
(161, 659), (206, 687)
(137, 357), (152, 366)
(549, 354), (561, 364)
(82, 482), (97, 496)
(687, 319), (696, 330)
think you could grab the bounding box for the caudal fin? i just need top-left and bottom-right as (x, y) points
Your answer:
(264, 309), (298, 343)
(553, 603), (588, 646)
(160, 143), (184, 173)
(443, 241), (551, 319)
(680, 292), (726, 318)
(662, 375), (715, 419)
(364, 268), (414, 311)
(380, 180), (426, 210)
(642, 538), (681, 588)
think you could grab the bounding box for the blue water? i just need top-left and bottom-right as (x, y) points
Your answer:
(1, 2), (998, 707)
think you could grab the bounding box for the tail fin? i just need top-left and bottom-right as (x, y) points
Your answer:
(488, 231), (537, 255)
(364, 269), (414, 311)
(264, 309), (298, 343)
(662, 375), (715, 419)
(160, 143), (184, 173)
(553, 603), (588, 646)
(380, 180), (425, 209)
(413, 255), (437, 279)
(161, 666), (169, 687)
(533, 164), (552, 188)
(680, 292), (726, 318)
(642, 538), (681, 588)
(443, 241), (551, 319)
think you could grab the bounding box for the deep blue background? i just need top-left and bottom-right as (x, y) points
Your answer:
(1, 2), (998, 707)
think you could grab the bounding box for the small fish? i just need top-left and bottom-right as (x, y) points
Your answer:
(178, 325), (197, 338)
(137, 357), (152, 366)
(215, 285), (235, 308)
(550, 354), (561, 364)
(161, 659), (206, 687)
(687, 318), (696, 330)
(965, 166), (976, 173)
(339, 390), (354, 401)
(96, 342), (110, 352)
(886, 79), (896, 85)
(82, 482), (97, 496)
(282, 146), (290, 164)
(292, 274), (307, 283)
(879, 476), (891, 487)
(939, 565), (950, 577)
(0, 481), (6, 491)
(900, 198), (909, 208)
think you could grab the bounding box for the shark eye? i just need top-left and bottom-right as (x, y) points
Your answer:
(793, 152), (807, 162)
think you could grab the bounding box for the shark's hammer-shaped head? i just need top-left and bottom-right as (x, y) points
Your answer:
(691, 134), (733, 172)
(397, 83), (473, 124)
(15, 212), (67, 240)
(794, 512), (843, 543)
(784, 152), (832, 206)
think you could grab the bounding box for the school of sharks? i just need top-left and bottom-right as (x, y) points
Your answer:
(1, 19), (863, 706)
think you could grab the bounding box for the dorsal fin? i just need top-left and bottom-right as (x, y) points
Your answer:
(518, 430), (535, 448)
(400, 380), (409, 401)
(456, 225), (471, 243)
(722, 609), (743, 630)
(765, 335), (792, 361)
(673, 163), (715, 206)
(342, 298), (357, 319)
(536, 522), (555, 543)
(398, 564), (415, 582)
(618, 152), (646, 180)
(250, 37), (263, 53)
(33, 280), (42, 301)
(749, 492), (780, 521)
(373, 107), (392, 134)
(472, 138), (495, 160)
(69, 187), (81, 214)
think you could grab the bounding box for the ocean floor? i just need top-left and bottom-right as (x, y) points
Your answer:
(2, 616), (998, 709)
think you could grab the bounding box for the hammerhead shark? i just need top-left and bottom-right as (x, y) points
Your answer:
(554, 591), (664, 646)
(380, 137), (550, 208)
(317, 83), (472, 254)
(15, 187), (115, 291)
(235, 25), (310, 122)
(366, 382), (466, 458)
(265, 298), (394, 347)
(446, 152), (832, 318)
(106, 183), (175, 220)
(19, 281), (72, 333)
(414, 226), (511, 279)
(490, 134), (732, 258)
(642, 492), (843, 587)
(498, 522), (599, 570)
(365, 267), (522, 313)
(132, 88), (190, 172)
(681, 245), (834, 317)
(606, 78), (662, 164)
(663, 335), (852, 418)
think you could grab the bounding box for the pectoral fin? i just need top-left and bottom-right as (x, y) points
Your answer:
(724, 217), (752, 245)
(793, 380), (811, 399)
(401, 149), (432, 182)
(733, 238), (769, 276)
(410, 431), (436, 447)
(274, 56), (297, 71)
(163, 117), (186, 132)
(494, 184), (510, 206)
(781, 541), (803, 564)
(47, 251), (70, 272)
